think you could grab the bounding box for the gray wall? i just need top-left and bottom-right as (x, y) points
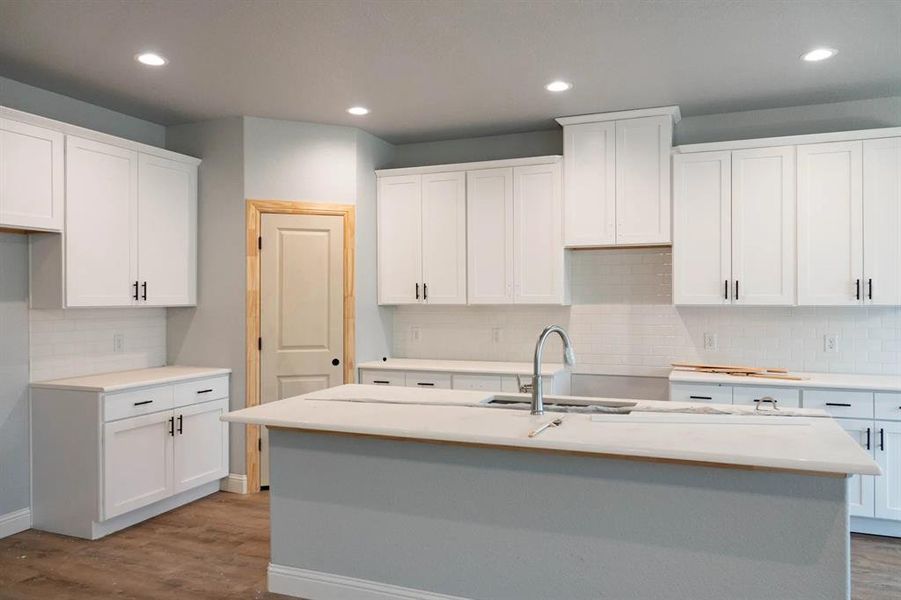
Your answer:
(389, 129), (561, 168)
(166, 117), (247, 474)
(0, 234), (29, 516)
(0, 75), (165, 146)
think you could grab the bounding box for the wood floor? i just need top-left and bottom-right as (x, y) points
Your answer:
(1, 491), (900, 600)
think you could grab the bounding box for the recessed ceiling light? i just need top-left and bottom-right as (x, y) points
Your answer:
(347, 106), (370, 116)
(545, 80), (573, 92)
(135, 52), (167, 67)
(801, 47), (837, 62)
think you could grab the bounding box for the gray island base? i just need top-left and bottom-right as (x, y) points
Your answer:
(266, 429), (849, 600)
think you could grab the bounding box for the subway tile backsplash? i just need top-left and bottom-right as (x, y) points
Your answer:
(30, 308), (167, 382)
(394, 248), (901, 376)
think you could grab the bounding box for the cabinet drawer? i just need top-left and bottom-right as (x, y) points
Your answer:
(453, 374), (502, 391)
(802, 389), (874, 419)
(404, 372), (452, 389)
(360, 370), (405, 386)
(875, 392), (901, 421)
(669, 383), (732, 404)
(733, 386), (800, 409)
(104, 386), (174, 422)
(173, 375), (229, 408)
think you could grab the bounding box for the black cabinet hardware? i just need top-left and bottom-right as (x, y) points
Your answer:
(866, 427), (871, 451)
(141, 281), (147, 301)
(880, 428), (885, 451)
(724, 280), (729, 300)
(415, 283), (420, 300)
(373, 380), (390, 384)
(258, 337), (262, 351)
(197, 388), (213, 394)
(734, 280), (739, 301)
(417, 382), (435, 387)
(825, 402), (851, 407)
(177, 415), (183, 435)
(868, 278), (873, 300)
(423, 283), (428, 300)
(133, 400), (153, 407)
(855, 279), (860, 300)
(168, 416), (175, 437)
(690, 395), (712, 400)
(133, 281), (139, 301)
(332, 358), (340, 366)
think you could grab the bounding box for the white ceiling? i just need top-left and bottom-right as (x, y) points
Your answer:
(0, 0), (899, 143)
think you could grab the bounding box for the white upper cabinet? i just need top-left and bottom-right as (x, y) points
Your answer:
(0, 118), (63, 231)
(557, 107), (678, 247)
(65, 136), (139, 307)
(672, 151), (731, 305)
(730, 146), (796, 305)
(467, 167), (514, 304)
(421, 172), (467, 304)
(562, 122), (615, 246)
(138, 154), (197, 306)
(513, 163), (564, 304)
(797, 141), (864, 305)
(863, 138), (901, 306)
(377, 175), (422, 304)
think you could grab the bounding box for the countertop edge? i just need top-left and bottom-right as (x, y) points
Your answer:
(30, 367), (232, 392)
(669, 370), (901, 392)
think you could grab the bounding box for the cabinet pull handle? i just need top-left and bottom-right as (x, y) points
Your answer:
(825, 402), (851, 407)
(196, 389), (213, 394)
(372, 380), (390, 384)
(690, 395), (712, 400)
(423, 283), (428, 301)
(734, 280), (739, 301)
(133, 280), (139, 301)
(133, 400), (153, 406)
(141, 281), (148, 301)
(855, 278), (860, 300)
(755, 396), (778, 411)
(168, 416), (175, 437)
(177, 414), (183, 435)
(880, 428), (885, 451)
(866, 427), (871, 451)
(724, 280), (729, 300)
(415, 283), (420, 300)
(868, 278), (873, 300)
(417, 382), (435, 387)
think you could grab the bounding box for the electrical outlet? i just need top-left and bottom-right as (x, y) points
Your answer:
(113, 333), (125, 353)
(703, 332), (718, 352)
(824, 334), (839, 353)
(491, 327), (503, 343)
(410, 326), (421, 342)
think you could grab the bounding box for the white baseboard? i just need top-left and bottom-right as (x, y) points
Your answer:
(851, 516), (901, 538)
(220, 473), (248, 494)
(268, 563), (471, 600)
(0, 508), (32, 539)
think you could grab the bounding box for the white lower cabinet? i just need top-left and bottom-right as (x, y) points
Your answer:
(836, 418), (876, 518)
(732, 385), (799, 408)
(173, 399), (229, 494)
(359, 367), (569, 395)
(875, 420), (901, 521)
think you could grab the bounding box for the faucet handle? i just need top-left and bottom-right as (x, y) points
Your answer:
(516, 374), (534, 394)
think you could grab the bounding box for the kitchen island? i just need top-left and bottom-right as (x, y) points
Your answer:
(224, 384), (880, 600)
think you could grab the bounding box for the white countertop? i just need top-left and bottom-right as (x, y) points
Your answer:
(223, 384), (879, 477)
(357, 358), (566, 377)
(670, 369), (901, 392)
(31, 366), (232, 392)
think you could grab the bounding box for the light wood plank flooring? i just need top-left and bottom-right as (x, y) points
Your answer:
(1, 491), (899, 599)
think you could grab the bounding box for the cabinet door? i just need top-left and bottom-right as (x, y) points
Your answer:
(562, 122), (616, 246)
(672, 151), (731, 305)
(66, 136), (138, 307)
(137, 154), (197, 306)
(513, 163), (564, 304)
(173, 398), (228, 494)
(0, 118), (63, 231)
(875, 420), (901, 521)
(467, 167), (514, 304)
(103, 411), (173, 520)
(615, 116), (672, 245)
(836, 418), (876, 518)
(377, 175), (422, 304)
(797, 141), (863, 305)
(421, 171), (466, 304)
(731, 146), (796, 305)
(863, 138), (901, 306)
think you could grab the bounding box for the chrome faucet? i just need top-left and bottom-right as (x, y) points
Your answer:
(531, 325), (575, 415)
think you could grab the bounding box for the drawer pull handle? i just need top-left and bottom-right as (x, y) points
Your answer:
(417, 382), (435, 387)
(177, 414), (183, 435)
(866, 427), (871, 451)
(372, 380), (390, 384)
(880, 428), (885, 452)
(168, 416), (175, 437)
(825, 402), (851, 407)
(689, 395), (712, 400)
(755, 397), (778, 411)
(133, 400), (153, 406)
(197, 389), (213, 394)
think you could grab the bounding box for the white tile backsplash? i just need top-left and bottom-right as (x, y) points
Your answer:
(394, 248), (901, 376)
(30, 308), (167, 382)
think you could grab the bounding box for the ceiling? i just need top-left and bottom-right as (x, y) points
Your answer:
(0, 0), (899, 144)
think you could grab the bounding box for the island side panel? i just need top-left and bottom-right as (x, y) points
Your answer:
(269, 429), (849, 600)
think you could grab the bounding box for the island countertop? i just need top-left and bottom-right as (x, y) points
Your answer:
(223, 384), (879, 477)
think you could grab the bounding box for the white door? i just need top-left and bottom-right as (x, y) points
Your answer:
(467, 167), (514, 304)
(173, 398), (228, 494)
(103, 411), (174, 520)
(137, 154), (197, 306)
(836, 418), (876, 518)
(378, 175), (422, 304)
(421, 171), (466, 304)
(0, 118), (63, 231)
(562, 122), (616, 246)
(731, 146), (796, 305)
(863, 138), (901, 306)
(875, 420), (901, 521)
(615, 115), (672, 245)
(797, 141), (863, 305)
(65, 136), (138, 307)
(513, 163), (563, 304)
(672, 151), (732, 305)
(260, 212), (345, 485)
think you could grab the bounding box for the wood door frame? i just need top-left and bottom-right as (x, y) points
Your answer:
(245, 199), (355, 493)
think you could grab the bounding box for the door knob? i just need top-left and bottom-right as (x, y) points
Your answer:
(332, 358), (340, 366)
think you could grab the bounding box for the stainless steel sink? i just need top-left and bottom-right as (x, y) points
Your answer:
(483, 395), (636, 414)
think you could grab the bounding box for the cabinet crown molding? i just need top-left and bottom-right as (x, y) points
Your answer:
(555, 105), (681, 126)
(675, 126), (901, 154)
(376, 155), (561, 178)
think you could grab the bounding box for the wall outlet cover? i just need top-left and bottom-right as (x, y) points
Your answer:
(824, 334), (839, 353)
(410, 326), (421, 342)
(113, 333), (125, 353)
(703, 332), (718, 352)
(491, 327), (503, 343)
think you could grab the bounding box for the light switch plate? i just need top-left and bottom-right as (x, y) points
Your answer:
(410, 326), (421, 342)
(824, 334), (839, 353)
(113, 333), (125, 353)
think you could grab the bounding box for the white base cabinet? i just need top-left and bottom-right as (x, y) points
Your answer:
(32, 373), (229, 539)
(360, 365), (570, 396)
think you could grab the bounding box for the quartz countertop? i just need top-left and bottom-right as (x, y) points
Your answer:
(223, 384), (879, 477)
(357, 358), (566, 376)
(30, 366), (231, 392)
(670, 369), (901, 392)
